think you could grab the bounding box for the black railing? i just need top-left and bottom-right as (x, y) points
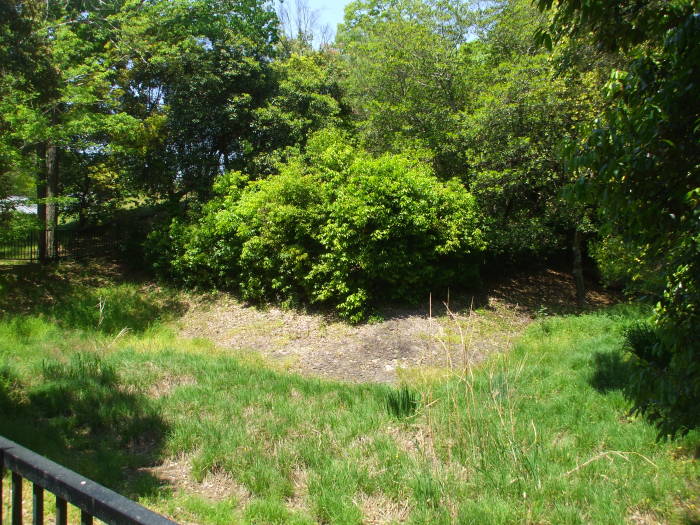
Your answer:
(0, 228), (123, 261)
(0, 436), (177, 525)
(0, 231), (39, 261)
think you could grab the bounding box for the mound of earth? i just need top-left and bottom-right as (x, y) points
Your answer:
(178, 269), (619, 383)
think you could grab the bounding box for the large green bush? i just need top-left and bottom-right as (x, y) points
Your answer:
(153, 131), (485, 321)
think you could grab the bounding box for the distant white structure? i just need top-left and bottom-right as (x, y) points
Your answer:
(3, 196), (37, 214)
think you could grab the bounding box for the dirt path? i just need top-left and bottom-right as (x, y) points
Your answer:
(177, 270), (618, 384)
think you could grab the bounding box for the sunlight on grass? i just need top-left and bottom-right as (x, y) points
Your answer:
(1, 268), (697, 524)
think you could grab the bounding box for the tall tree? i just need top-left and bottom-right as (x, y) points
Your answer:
(247, 50), (350, 177)
(116, 0), (279, 202)
(337, 0), (482, 178)
(538, 0), (700, 434)
(459, 0), (611, 270)
(1, 0), (280, 236)
(0, 0), (144, 258)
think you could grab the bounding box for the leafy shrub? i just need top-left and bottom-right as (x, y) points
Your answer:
(624, 321), (667, 368)
(311, 153), (483, 320)
(152, 130), (486, 321)
(146, 172), (248, 287)
(589, 236), (666, 297)
(623, 259), (700, 436)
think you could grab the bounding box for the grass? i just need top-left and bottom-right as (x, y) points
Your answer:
(1, 262), (698, 524)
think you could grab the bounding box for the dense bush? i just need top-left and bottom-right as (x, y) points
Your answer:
(624, 272), (700, 437)
(150, 131), (485, 321)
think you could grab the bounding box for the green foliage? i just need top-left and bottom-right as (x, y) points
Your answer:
(155, 130), (485, 320)
(1, 0), (281, 227)
(338, 0), (480, 178)
(0, 211), (38, 244)
(338, 0), (610, 263)
(113, 0), (280, 200)
(309, 152), (483, 321)
(535, 0), (693, 52)
(545, 1), (700, 434)
(623, 314), (700, 436)
(461, 52), (571, 258)
(624, 321), (668, 369)
(248, 51), (350, 176)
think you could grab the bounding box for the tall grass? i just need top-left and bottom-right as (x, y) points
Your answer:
(420, 306), (698, 523)
(1, 264), (698, 524)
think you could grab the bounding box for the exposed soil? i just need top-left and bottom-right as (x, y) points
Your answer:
(178, 269), (619, 384)
(140, 455), (250, 504)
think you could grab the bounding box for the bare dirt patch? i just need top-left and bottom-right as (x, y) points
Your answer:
(141, 455), (251, 504)
(177, 270), (618, 384)
(355, 492), (412, 525)
(147, 374), (197, 398)
(285, 468), (310, 514)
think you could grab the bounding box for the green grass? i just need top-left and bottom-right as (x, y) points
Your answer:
(1, 263), (698, 524)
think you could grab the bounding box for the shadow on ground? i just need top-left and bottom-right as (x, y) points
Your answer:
(486, 268), (620, 316)
(589, 349), (638, 393)
(0, 354), (170, 499)
(589, 349), (700, 457)
(0, 259), (186, 334)
(370, 268), (620, 323)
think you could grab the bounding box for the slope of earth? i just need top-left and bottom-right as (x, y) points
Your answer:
(178, 269), (619, 383)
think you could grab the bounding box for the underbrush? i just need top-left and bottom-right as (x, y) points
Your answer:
(0, 267), (697, 524)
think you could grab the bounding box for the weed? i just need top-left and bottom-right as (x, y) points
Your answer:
(410, 469), (442, 508)
(385, 385), (420, 419)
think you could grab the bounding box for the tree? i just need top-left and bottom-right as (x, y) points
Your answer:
(538, 0), (700, 434)
(246, 50), (350, 177)
(116, 0), (279, 202)
(453, 0), (611, 283)
(276, 0), (334, 53)
(0, 0), (144, 258)
(1, 0), (281, 239)
(337, 0), (483, 178)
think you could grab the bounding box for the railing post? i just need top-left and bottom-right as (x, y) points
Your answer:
(32, 484), (43, 525)
(55, 497), (66, 525)
(1, 436), (177, 525)
(11, 472), (22, 525)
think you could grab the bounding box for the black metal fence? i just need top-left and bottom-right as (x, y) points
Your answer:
(0, 435), (177, 525)
(0, 228), (122, 261)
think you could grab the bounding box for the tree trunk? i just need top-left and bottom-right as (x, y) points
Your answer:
(36, 143), (47, 262)
(573, 229), (585, 309)
(45, 141), (59, 260)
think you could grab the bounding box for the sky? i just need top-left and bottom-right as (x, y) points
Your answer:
(305, 0), (353, 36)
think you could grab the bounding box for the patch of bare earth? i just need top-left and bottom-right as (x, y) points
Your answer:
(141, 455), (250, 504)
(285, 467), (309, 513)
(355, 492), (411, 525)
(177, 270), (618, 384)
(147, 374), (197, 398)
(627, 509), (666, 524)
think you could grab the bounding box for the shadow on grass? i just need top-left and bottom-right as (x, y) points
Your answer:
(589, 350), (638, 393)
(590, 350), (700, 446)
(0, 259), (185, 334)
(0, 354), (169, 500)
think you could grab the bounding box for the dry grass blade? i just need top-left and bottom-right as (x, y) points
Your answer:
(564, 451), (658, 477)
